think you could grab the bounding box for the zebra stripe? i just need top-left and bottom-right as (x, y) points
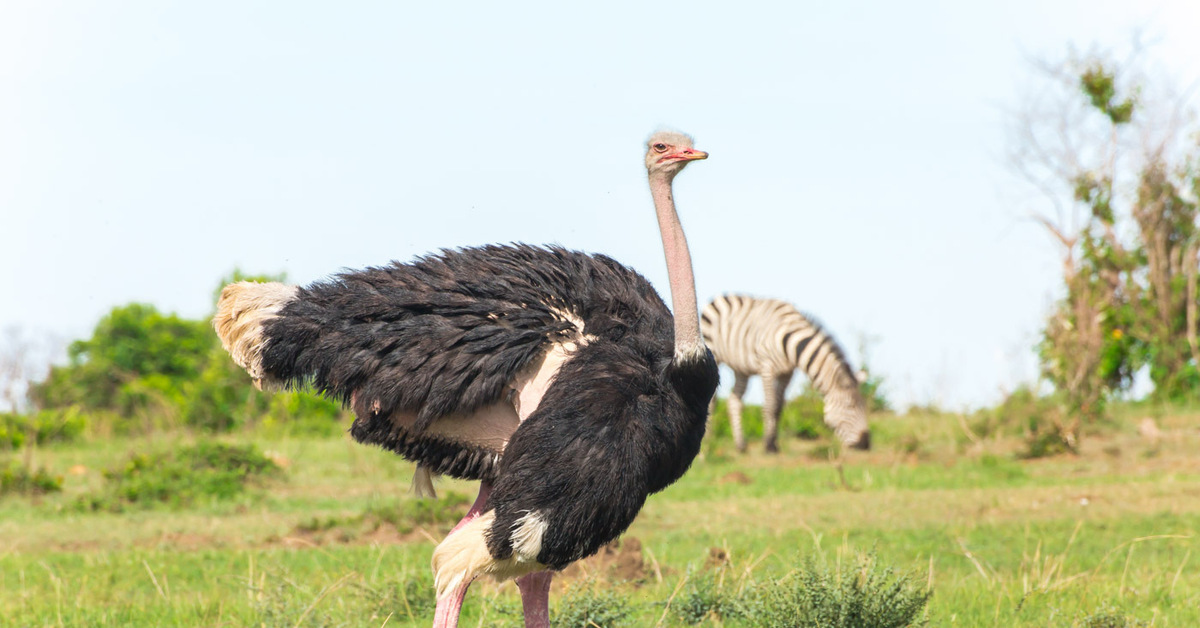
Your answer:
(700, 295), (871, 452)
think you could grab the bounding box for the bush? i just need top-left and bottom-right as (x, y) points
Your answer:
(969, 387), (1077, 458)
(1076, 605), (1148, 628)
(672, 567), (746, 625)
(362, 571), (437, 623)
(79, 441), (282, 511)
(709, 391), (833, 443)
(0, 407), (87, 449)
(968, 386), (1054, 440)
(0, 462), (63, 497)
(553, 580), (633, 628)
(781, 389), (830, 441)
(296, 492), (471, 540)
(28, 281), (347, 437)
(741, 553), (930, 628)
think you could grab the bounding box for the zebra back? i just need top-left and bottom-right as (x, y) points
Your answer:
(700, 295), (863, 402)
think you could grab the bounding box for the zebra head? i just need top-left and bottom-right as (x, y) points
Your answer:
(825, 389), (871, 450)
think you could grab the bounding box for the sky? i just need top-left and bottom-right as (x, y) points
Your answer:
(2, 1), (1199, 410)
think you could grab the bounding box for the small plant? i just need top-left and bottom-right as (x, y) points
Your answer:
(806, 441), (841, 461)
(0, 461), (63, 497)
(1076, 604), (1148, 628)
(359, 571), (437, 622)
(740, 552), (930, 628)
(553, 580), (633, 628)
(79, 441), (282, 511)
(672, 567), (746, 625)
(895, 434), (927, 460)
(781, 390), (829, 441)
(292, 493), (471, 543)
(365, 492), (470, 534)
(0, 407), (87, 449)
(1019, 416), (1076, 459)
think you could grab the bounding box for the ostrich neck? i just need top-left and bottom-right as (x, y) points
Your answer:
(649, 172), (703, 359)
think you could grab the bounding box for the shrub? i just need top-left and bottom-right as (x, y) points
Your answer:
(709, 391), (833, 444)
(968, 386), (1054, 440)
(781, 389), (829, 441)
(79, 441), (282, 511)
(553, 580), (633, 628)
(672, 567), (746, 625)
(969, 387), (1077, 458)
(1077, 605), (1148, 628)
(362, 571), (437, 622)
(741, 553), (930, 628)
(364, 492), (470, 533)
(296, 492), (471, 540)
(0, 462), (63, 497)
(0, 407), (87, 449)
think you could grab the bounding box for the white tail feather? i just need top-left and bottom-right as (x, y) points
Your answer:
(431, 511), (548, 599)
(411, 465), (438, 498)
(212, 281), (298, 390)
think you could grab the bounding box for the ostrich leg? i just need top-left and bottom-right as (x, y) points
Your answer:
(516, 571), (553, 628)
(432, 483), (492, 628)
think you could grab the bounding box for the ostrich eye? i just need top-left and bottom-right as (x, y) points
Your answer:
(653, 143), (668, 152)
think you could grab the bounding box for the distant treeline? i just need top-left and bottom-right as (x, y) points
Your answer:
(3, 273), (348, 445)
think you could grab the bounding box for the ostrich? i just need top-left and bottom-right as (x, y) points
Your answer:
(212, 131), (718, 627)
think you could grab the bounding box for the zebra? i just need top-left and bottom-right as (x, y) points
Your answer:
(700, 295), (871, 453)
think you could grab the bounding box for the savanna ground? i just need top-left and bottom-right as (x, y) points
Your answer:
(2, 402), (1198, 627)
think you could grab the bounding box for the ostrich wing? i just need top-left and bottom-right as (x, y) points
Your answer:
(251, 245), (610, 479)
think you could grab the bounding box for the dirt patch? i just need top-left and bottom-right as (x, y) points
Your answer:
(270, 520), (445, 548)
(706, 546), (730, 567)
(559, 536), (652, 585)
(141, 532), (224, 550)
(719, 471), (753, 485)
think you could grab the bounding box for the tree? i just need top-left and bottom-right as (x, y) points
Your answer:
(30, 270), (346, 434)
(1011, 45), (1200, 445)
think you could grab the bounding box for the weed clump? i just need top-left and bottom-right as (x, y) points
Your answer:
(79, 441), (282, 511)
(0, 462), (63, 497)
(294, 492), (470, 543)
(553, 580), (633, 628)
(741, 553), (930, 628)
(1077, 604), (1148, 627)
(672, 566), (746, 625)
(0, 408), (87, 449)
(970, 387), (1077, 458)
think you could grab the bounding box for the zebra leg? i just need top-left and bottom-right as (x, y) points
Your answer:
(728, 373), (749, 453)
(761, 371), (793, 454)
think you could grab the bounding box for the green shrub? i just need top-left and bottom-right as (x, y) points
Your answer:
(672, 567), (746, 625)
(362, 571), (437, 622)
(741, 553), (930, 628)
(781, 390), (830, 441)
(364, 492), (470, 533)
(1076, 605), (1148, 628)
(259, 391), (346, 437)
(297, 492), (471, 541)
(79, 441), (282, 511)
(0, 407), (87, 449)
(709, 392), (833, 443)
(553, 580), (633, 628)
(0, 462), (63, 497)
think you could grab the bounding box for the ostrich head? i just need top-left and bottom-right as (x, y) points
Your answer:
(645, 130), (708, 178)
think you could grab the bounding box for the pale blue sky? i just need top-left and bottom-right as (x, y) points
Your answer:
(3, 1), (1198, 409)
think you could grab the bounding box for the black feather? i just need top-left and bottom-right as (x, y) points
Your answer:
(256, 243), (719, 566)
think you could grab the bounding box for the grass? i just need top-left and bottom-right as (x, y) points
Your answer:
(1, 407), (1198, 626)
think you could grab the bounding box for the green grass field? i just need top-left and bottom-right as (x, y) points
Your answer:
(2, 406), (1198, 627)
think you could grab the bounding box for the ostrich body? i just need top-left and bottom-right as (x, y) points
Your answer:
(212, 131), (717, 627)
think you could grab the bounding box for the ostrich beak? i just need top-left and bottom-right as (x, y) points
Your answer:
(673, 149), (708, 162)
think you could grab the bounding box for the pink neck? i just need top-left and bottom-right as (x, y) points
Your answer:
(649, 172), (703, 359)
